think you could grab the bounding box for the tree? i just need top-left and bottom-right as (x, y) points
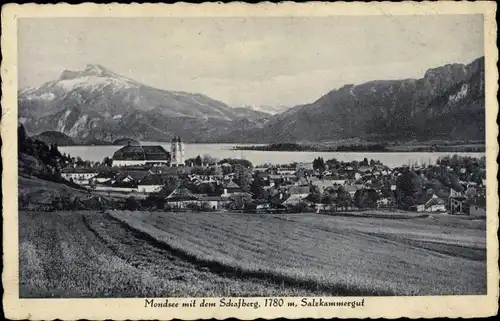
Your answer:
(102, 156), (113, 167)
(313, 157), (326, 173)
(219, 158), (253, 169)
(354, 188), (379, 208)
(124, 197), (141, 211)
(465, 187), (478, 199)
(194, 155), (203, 166)
(18, 124), (27, 152)
(336, 187), (352, 211)
(227, 193), (252, 210)
(250, 174), (266, 199)
(202, 155), (217, 165)
(396, 169), (423, 209)
(308, 191), (321, 204)
(235, 164), (252, 192)
(320, 191), (335, 210)
(290, 201), (311, 213)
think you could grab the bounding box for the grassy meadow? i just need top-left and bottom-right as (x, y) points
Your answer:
(20, 210), (486, 297)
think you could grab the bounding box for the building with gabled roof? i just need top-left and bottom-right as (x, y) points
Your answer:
(416, 194), (447, 213)
(222, 180), (243, 197)
(166, 184), (198, 201)
(138, 174), (165, 193)
(112, 144), (170, 167)
(283, 193), (310, 207)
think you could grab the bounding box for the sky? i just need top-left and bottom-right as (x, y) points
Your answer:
(18, 15), (484, 107)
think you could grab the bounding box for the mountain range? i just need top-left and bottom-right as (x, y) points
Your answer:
(18, 64), (270, 143)
(18, 58), (485, 144)
(221, 57), (485, 143)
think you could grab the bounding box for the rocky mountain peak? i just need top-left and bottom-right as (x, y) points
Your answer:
(58, 64), (122, 81)
(423, 63), (469, 85)
(84, 64), (112, 76)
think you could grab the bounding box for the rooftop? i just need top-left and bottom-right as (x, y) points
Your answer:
(113, 145), (170, 161)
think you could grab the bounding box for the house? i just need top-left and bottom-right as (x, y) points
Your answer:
(288, 186), (310, 195)
(125, 170), (150, 182)
(358, 166), (372, 173)
(417, 194), (447, 212)
(92, 171), (116, 184)
(328, 179), (347, 186)
(311, 180), (335, 193)
(138, 175), (165, 193)
(276, 166), (296, 175)
(344, 185), (359, 197)
(165, 185), (198, 208)
(195, 195), (225, 210)
(149, 166), (182, 175)
(296, 162), (314, 171)
(222, 180), (243, 197)
(283, 193), (310, 207)
(112, 145), (171, 167)
(377, 197), (391, 208)
(295, 176), (309, 186)
(449, 188), (467, 214)
(61, 168), (99, 185)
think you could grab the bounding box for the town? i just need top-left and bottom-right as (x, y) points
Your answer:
(19, 126), (486, 217)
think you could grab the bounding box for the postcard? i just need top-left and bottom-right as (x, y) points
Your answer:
(1, 1), (498, 320)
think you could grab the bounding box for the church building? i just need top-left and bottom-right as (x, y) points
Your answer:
(112, 144), (171, 167)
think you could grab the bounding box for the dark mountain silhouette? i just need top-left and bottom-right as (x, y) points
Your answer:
(219, 57), (485, 143)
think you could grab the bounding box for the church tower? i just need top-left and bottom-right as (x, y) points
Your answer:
(171, 136), (179, 166)
(178, 136), (185, 166)
(170, 136), (185, 166)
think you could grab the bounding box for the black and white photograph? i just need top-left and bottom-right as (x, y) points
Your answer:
(2, 2), (498, 319)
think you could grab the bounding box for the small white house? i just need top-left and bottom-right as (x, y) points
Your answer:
(377, 197), (391, 207)
(61, 168), (99, 185)
(197, 196), (224, 210)
(417, 194), (447, 212)
(283, 193), (310, 206)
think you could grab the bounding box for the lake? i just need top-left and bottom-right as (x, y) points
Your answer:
(60, 143), (485, 168)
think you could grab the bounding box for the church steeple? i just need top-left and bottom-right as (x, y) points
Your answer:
(170, 135), (184, 167)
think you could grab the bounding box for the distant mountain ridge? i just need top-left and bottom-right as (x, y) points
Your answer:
(19, 58), (485, 144)
(219, 57), (485, 143)
(19, 64), (268, 143)
(32, 131), (76, 146)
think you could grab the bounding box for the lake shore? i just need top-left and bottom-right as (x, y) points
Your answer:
(232, 142), (485, 153)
